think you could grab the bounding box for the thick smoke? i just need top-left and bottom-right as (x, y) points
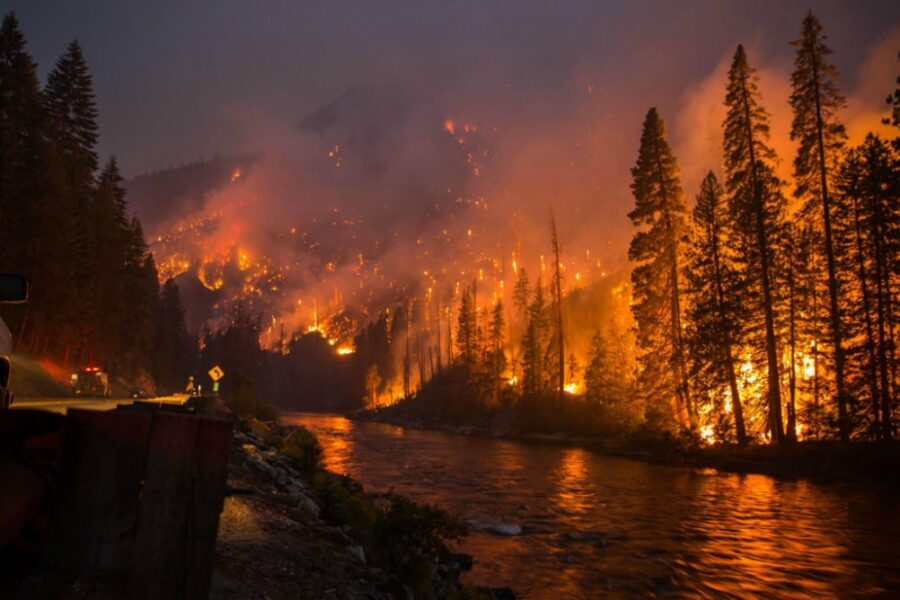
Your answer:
(137, 23), (897, 357)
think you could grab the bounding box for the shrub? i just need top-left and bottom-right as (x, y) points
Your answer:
(280, 426), (322, 475)
(310, 470), (468, 594)
(311, 471), (377, 545)
(371, 494), (468, 594)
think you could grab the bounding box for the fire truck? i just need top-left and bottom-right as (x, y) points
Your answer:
(70, 367), (110, 398)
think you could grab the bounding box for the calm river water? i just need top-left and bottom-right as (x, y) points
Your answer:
(282, 413), (900, 598)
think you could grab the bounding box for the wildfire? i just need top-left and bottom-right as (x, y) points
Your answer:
(699, 424), (716, 445)
(144, 114), (622, 382)
(237, 249), (251, 271)
(740, 359), (758, 385)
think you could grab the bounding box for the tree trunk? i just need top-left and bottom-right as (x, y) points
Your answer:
(550, 211), (565, 404)
(852, 195), (882, 438)
(811, 51), (849, 441)
(738, 69), (784, 442)
(651, 138), (692, 428)
(787, 260), (798, 442)
(710, 220), (747, 445)
(869, 191), (893, 440)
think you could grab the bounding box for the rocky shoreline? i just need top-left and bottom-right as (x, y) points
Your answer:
(214, 416), (516, 599)
(22, 410), (514, 600)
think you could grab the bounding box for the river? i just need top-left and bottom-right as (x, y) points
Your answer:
(282, 413), (900, 598)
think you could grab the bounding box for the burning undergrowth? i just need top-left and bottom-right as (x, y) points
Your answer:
(136, 84), (628, 365)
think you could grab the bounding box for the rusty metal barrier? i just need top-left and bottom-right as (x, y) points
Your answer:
(44, 408), (232, 599)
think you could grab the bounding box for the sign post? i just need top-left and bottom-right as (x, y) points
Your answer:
(208, 366), (224, 394)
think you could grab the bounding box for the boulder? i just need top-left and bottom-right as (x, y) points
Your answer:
(294, 494), (320, 518)
(348, 545), (366, 563)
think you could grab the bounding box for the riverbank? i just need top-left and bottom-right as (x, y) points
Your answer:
(354, 407), (900, 488)
(214, 415), (515, 599)
(15, 408), (512, 599)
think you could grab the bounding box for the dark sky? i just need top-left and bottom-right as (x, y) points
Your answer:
(8, 1), (899, 177)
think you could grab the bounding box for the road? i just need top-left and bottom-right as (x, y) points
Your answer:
(11, 395), (190, 415)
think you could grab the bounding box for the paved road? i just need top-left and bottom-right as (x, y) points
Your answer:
(11, 395), (189, 415)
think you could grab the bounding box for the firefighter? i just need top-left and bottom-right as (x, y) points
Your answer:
(185, 375), (197, 395)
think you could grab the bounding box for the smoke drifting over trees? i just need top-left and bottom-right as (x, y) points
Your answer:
(2, 7), (896, 443)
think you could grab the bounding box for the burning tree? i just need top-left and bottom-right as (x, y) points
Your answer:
(685, 172), (748, 445)
(627, 107), (692, 432)
(836, 136), (898, 440)
(722, 45), (788, 443)
(789, 11), (851, 441)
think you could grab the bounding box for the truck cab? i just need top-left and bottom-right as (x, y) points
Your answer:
(71, 367), (111, 398)
(0, 275), (27, 409)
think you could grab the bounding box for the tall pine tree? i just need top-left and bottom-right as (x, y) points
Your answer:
(723, 45), (788, 443)
(685, 172), (748, 444)
(836, 135), (898, 439)
(0, 12), (44, 273)
(522, 275), (548, 398)
(628, 107), (692, 431)
(0, 12), (50, 348)
(789, 11), (851, 440)
(44, 40), (100, 365)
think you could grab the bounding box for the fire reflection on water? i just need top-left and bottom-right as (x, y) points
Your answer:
(283, 413), (900, 598)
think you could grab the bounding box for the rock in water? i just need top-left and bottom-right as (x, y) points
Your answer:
(489, 523), (522, 536)
(349, 545), (366, 563)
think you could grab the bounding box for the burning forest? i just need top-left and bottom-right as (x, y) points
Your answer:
(124, 17), (899, 445)
(3, 4), (900, 599)
(1, 4), (896, 441)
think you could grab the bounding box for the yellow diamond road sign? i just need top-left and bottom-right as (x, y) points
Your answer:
(208, 365), (225, 382)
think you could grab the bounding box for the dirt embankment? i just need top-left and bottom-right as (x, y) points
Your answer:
(211, 426), (393, 599)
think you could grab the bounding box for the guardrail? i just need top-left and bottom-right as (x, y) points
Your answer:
(43, 407), (232, 599)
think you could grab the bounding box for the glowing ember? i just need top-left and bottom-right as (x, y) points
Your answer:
(237, 249), (251, 271)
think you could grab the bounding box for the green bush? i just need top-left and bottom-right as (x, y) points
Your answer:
(280, 426), (322, 475)
(311, 471), (377, 545)
(310, 471), (468, 594)
(371, 494), (468, 594)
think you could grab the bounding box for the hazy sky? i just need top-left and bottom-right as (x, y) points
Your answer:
(9, 1), (899, 177)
